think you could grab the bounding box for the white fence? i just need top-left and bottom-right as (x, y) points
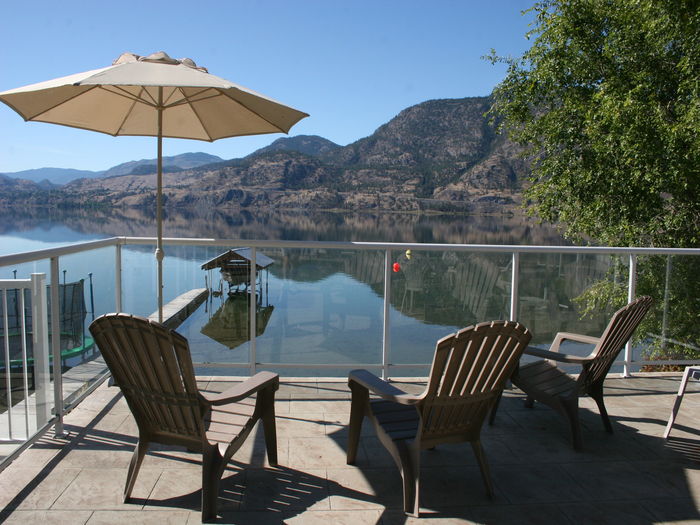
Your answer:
(0, 274), (59, 456)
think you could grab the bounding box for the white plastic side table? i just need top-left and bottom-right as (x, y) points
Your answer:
(664, 365), (700, 439)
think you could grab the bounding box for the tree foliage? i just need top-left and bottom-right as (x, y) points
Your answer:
(489, 0), (700, 247)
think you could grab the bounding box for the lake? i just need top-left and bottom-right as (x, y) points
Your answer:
(0, 206), (568, 252)
(2, 206), (621, 376)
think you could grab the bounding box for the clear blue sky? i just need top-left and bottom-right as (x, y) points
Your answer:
(0, 0), (535, 173)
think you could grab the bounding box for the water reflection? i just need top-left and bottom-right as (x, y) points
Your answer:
(201, 294), (274, 349)
(0, 206), (567, 245)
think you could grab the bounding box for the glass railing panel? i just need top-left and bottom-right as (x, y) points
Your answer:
(180, 246), (387, 375)
(517, 252), (628, 368)
(634, 254), (700, 368)
(179, 289), (252, 374)
(58, 246), (117, 319)
(120, 243), (160, 317)
(0, 259), (51, 281)
(255, 247), (385, 371)
(389, 250), (512, 370)
(55, 247), (116, 405)
(164, 244), (221, 303)
(121, 243), (223, 318)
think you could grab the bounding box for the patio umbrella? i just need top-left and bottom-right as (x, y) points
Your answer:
(0, 51), (308, 321)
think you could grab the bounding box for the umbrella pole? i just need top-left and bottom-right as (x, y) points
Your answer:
(156, 89), (164, 323)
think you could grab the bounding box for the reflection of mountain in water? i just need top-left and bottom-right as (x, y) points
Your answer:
(0, 206), (567, 245)
(201, 294), (274, 350)
(268, 248), (614, 343)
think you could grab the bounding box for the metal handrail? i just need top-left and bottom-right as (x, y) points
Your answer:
(4, 236), (699, 265)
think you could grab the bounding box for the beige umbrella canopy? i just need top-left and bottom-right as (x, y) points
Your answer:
(0, 51), (309, 321)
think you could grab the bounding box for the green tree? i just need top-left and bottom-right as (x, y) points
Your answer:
(489, 0), (700, 364)
(489, 0), (700, 248)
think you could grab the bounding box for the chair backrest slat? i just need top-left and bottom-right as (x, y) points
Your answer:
(420, 321), (531, 440)
(90, 314), (204, 440)
(580, 296), (652, 390)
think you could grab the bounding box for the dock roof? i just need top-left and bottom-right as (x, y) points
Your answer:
(200, 248), (275, 271)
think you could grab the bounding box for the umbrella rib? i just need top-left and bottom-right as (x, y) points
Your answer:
(172, 87), (216, 140)
(162, 88), (220, 109)
(114, 89), (143, 135)
(161, 86), (183, 108)
(99, 85), (158, 108)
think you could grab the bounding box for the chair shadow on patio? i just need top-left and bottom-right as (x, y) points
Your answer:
(327, 379), (700, 525)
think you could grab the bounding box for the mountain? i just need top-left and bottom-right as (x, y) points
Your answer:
(101, 152), (223, 178)
(0, 97), (528, 212)
(1, 152), (224, 185)
(0, 167), (103, 186)
(251, 135), (341, 158)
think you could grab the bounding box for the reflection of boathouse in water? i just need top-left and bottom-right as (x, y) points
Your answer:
(201, 295), (274, 349)
(200, 248), (275, 350)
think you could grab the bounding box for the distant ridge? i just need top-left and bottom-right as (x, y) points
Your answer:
(2, 152), (224, 185)
(0, 167), (103, 186)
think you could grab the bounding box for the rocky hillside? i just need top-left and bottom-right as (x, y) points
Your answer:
(1, 97), (528, 212)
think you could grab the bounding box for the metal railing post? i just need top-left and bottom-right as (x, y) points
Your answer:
(382, 249), (392, 380)
(31, 273), (51, 433)
(510, 251), (520, 321)
(18, 283), (29, 438)
(622, 254), (638, 378)
(249, 247), (257, 376)
(1, 288), (13, 439)
(49, 259), (66, 437)
(661, 255), (672, 354)
(115, 243), (122, 313)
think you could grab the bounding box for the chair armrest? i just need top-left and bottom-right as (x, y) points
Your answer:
(349, 369), (421, 405)
(524, 346), (592, 364)
(202, 371), (279, 406)
(549, 332), (600, 353)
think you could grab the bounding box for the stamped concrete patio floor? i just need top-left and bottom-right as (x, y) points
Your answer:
(0, 374), (698, 524)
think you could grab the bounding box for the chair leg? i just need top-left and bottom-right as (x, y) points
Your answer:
(562, 399), (583, 451)
(589, 383), (613, 434)
(260, 388), (278, 466)
(202, 445), (224, 522)
(471, 440), (494, 498)
(397, 442), (420, 517)
(347, 382), (368, 465)
(124, 438), (148, 502)
(488, 392), (502, 425)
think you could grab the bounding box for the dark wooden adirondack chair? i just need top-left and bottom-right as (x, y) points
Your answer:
(346, 320), (532, 516)
(89, 313), (279, 521)
(504, 295), (652, 450)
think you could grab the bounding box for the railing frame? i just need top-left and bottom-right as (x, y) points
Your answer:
(2, 236), (700, 378)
